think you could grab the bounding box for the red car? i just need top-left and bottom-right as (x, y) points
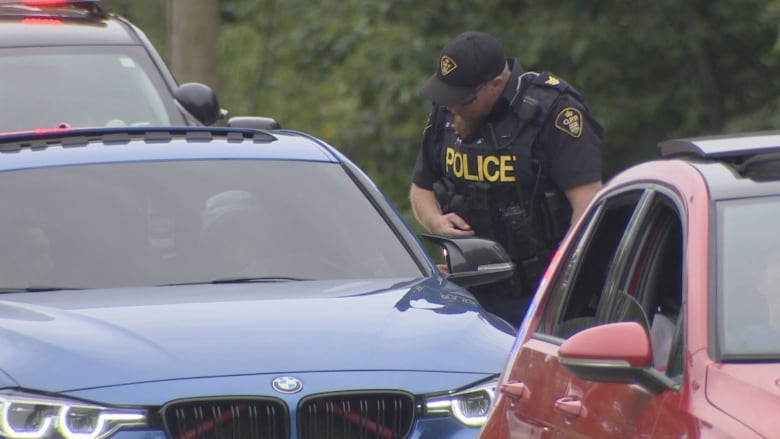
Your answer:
(480, 131), (780, 438)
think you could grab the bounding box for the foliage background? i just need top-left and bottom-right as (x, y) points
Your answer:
(105, 0), (780, 229)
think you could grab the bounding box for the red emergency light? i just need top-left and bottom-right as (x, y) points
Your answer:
(18, 0), (100, 5)
(22, 16), (62, 24)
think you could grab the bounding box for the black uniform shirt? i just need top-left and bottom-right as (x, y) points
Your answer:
(412, 58), (602, 196)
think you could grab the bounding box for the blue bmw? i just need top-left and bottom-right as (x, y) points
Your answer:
(0, 126), (517, 439)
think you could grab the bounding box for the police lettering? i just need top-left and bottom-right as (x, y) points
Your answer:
(444, 146), (516, 182)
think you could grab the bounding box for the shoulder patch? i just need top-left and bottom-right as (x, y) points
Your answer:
(532, 72), (567, 91)
(554, 107), (584, 138)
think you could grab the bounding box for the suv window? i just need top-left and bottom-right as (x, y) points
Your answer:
(538, 189), (642, 338)
(609, 191), (684, 377)
(0, 2), (221, 129)
(0, 47), (178, 131)
(537, 188), (685, 377)
(718, 195), (780, 359)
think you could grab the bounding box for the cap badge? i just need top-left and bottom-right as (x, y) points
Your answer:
(555, 107), (583, 138)
(545, 75), (561, 85)
(440, 55), (458, 76)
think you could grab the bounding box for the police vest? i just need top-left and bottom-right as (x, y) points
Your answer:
(434, 72), (585, 260)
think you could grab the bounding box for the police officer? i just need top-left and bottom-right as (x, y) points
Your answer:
(410, 31), (603, 327)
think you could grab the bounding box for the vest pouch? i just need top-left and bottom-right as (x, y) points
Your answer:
(540, 189), (571, 244)
(500, 204), (541, 261)
(433, 178), (466, 217)
(462, 182), (496, 241)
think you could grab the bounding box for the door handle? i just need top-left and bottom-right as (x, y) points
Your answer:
(500, 381), (530, 400)
(553, 396), (583, 417)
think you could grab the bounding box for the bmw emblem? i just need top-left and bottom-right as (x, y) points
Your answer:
(272, 376), (303, 394)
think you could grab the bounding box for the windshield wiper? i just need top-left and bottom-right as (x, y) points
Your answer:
(160, 277), (309, 287)
(211, 277), (309, 284)
(0, 286), (85, 294)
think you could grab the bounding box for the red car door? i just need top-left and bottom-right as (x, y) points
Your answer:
(490, 188), (692, 438)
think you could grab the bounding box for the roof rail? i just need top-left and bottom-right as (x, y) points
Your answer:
(658, 131), (780, 160)
(0, 126), (277, 152)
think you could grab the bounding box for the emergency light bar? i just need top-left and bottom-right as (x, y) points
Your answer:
(0, 0), (100, 5)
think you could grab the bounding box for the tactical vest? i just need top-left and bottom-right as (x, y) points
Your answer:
(433, 72), (583, 268)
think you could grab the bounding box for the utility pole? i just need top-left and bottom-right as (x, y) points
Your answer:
(168, 0), (220, 93)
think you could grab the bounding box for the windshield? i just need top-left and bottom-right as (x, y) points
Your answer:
(718, 195), (780, 359)
(0, 46), (185, 131)
(0, 160), (423, 289)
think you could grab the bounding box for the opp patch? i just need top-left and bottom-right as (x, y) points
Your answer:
(440, 55), (458, 76)
(554, 107), (584, 138)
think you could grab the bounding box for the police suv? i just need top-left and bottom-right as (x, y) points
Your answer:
(0, 0), (222, 131)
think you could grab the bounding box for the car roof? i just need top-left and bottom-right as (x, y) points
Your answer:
(0, 1), (138, 47)
(657, 131), (780, 201)
(0, 126), (343, 170)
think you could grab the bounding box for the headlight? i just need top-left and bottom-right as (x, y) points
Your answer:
(0, 391), (146, 439)
(423, 379), (496, 427)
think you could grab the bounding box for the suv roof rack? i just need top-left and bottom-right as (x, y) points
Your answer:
(659, 131), (780, 160)
(660, 131), (780, 181)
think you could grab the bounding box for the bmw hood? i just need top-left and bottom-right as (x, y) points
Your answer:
(0, 278), (515, 392)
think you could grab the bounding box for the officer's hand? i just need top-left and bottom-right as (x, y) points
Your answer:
(430, 213), (475, 237)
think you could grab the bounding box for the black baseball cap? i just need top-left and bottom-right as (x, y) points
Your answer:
(419, 31), (506, 106)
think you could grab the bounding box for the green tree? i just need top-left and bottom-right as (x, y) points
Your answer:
(104, 0), (780, 225)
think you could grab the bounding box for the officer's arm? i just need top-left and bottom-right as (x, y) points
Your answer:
(410, 184), (474, 236)
(564, 180), (602, 226)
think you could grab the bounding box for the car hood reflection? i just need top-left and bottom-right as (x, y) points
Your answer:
(0, 277), (515, 392)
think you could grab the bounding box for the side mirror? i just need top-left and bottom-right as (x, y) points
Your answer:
(227, 116), (281, 130)
(421, 234), (514, 288)
(558, 321), (676, 394)
(174, 82), (225, 126)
